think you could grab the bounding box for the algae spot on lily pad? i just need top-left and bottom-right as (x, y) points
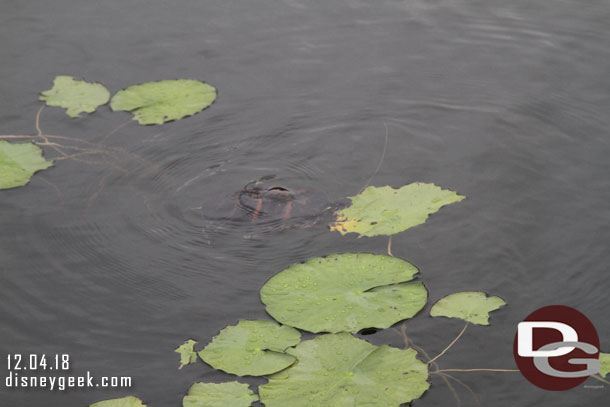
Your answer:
(600, 353), (610, 378)
(0, 141), (53, 190)
(110, 79), (217, 125)
(40, 75), (110, 118)
(175, 339), (198, 369)
(261, 253), (428, 333)
(330, 183), (466, 237)
(183, 382), (258, 407)
(259, 333), (430, 407)
(430, 291), (506, 325)
(198, 320), (300, 376)
(90, 396), (146, 407)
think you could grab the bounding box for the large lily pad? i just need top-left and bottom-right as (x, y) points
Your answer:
(183, 382), (258, 407)
(259, 333), (430, 407)
(260, 253), (427, 333)
(90, 396), (146, 407)
(330, 183), (466, 237)
(40, 75), (110, 117)
(198, 320), (300, 376)
(175, 339), (198, 369)
(600, 353), (610, 378)
(430, 291), (506, 325)
(0, 141), (53, 190)
(110, 79), (217, 125)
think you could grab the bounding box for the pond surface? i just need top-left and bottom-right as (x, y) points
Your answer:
(1, 0), (609, 405)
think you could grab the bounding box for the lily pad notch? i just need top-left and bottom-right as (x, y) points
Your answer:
(261, 253), (428, 333)
(110, 79), (217, 125)
(430, 291), (506, 325)
(259, 333), (430, 407)
(198, 320), (301, 376)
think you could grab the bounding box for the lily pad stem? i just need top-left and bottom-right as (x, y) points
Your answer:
(427, 322), (468, 364)
(590, 374), (610, 385)
(358, 121), (389, 194)
(433, 371), (480, 407)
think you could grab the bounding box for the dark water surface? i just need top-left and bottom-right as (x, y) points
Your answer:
(2, 0), (609, 405)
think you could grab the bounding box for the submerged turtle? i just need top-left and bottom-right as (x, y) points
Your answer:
(202, 176), (341, 231)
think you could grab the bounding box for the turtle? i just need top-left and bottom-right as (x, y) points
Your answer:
(202, 176), (343, 231)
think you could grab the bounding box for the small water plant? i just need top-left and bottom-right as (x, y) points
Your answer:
(0, 75), (217, 193)
(171, 254), (506, 406)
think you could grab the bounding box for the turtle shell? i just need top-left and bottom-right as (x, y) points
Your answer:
(203, 180), (333, 230)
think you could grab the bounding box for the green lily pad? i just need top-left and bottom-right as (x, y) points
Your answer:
(0, 141), (53, 190)
(260, 253), (427, 333)
(430, 291), (506, 325)
(90, 396), (146, 407)
(600, 353), (610, 378)
(259, 333), (430, 407)
(175, 339), (198, 369)
(183, 382), (258, 407)
(40, 75), (110, 117)
(330, 183), (466, 237)
(198, 320), (300, 376)
(110, 79), (217, 125)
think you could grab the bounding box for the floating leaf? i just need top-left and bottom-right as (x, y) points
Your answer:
(183, 382), (258, 407)
(40, 75), (110, 117)
(90, 396), (146, 407)
(430, 291), (506, 325)
(330, 183), (465, 237)
(0, 141), (53, 190)
(110, 79), (217, 125)
(261, 253), (427, 333)
(175, 339), (198, 369)
(198, 320), (300, 376)
(259, 333), (429, 407)
(600, 353), (610, 378)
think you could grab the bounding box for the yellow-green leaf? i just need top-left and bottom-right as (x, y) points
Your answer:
(430, 291), (506, 325)
(40, 75), (110, 117)
(259, 333), (429, 407)
(183, 382), (258, 407)
(330, 183), (465, 237)
(198, 320), (300, 376)
(600, 353), (610, 378)
(110, 79), (216, 125)
(261, 253), (427, 333)
(0, 141), (53, 190)
(175, 339), (198, 369)
(90, 396), (146, 407)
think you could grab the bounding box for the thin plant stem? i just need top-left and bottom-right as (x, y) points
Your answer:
(590, 374), (610, 385)
(437, 372), (461, 407)
(358, 121), (389, 194)
(398, 326), (465, 407)
(35, 105), (49, 143)
(100, 119), (132, 142)
(0, 135), (36, 140)
(432, 372), (480, 407)
(427, 322), (468, 364)
(36, 176), (64, 205)
(396, 322), (435, 366)
(87, 174), (110, 209)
